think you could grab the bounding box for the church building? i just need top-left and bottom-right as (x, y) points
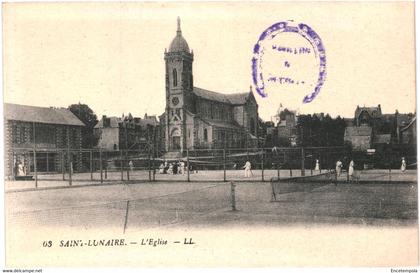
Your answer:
(160, 18), (260, 154)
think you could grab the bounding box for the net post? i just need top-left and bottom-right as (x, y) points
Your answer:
(123, 200), (130, 234)
(99, 148), (103, 183)
(223, 148), (226, 182)
(33, 149), (38, 188)
(187, 148), (190, 182)
(261, 148), (264, 182)
(90, 150), (93, 181)
(270, 179), (277, 202)
(230, 182), (236, 211)
(389, 165), (391, 182)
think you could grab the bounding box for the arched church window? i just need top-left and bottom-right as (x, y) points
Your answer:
(204, 128), (208, 142)
(173, 68), (177, 87)
(250, 118), (256, 135)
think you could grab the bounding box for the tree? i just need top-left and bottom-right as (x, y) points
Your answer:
(68, 103), (99, 148)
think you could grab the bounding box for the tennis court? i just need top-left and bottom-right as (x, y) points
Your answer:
(5, 169), (417, 234)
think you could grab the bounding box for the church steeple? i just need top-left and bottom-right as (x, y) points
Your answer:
(168, 17), (190, 53)
(177, 16), (181, 34)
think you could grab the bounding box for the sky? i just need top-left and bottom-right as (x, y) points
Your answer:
(3, 2), (416, 121)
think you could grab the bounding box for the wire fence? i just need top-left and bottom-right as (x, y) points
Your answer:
(6, 145), (416, 190)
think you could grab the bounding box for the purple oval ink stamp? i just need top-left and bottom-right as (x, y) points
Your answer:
(252, 21), (326, 104)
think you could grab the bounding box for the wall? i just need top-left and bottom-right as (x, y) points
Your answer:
(97, 127), (119, 151)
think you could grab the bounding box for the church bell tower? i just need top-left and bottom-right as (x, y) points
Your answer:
(164, 17), (194, 152)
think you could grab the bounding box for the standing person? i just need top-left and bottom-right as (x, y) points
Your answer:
(168, 163), (173, 175)
(17, 160), (26, 176)
(179, 161), (185, 174)
(315, 159), (320, 172)
(348, 160), (355, 182)
(401, 157), (407, 172)
(243, 161), (252, 178)
(128, 160), (134, 171)
(159, 163), (165, 174)
(335, 159), (343, 177)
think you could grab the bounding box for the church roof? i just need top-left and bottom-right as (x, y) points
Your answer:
(200, 118), (242, 129)
(193, 87), (251, 105)
(168, 17), (190, 53)
(5, 103), (85, 126)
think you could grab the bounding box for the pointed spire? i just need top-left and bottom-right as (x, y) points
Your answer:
(177, 16), (181, 34)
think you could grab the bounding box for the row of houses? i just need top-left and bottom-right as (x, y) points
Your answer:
(4, 103), (162, 179)
(4, 102), (416, 178)
(344, 105), (417, 150)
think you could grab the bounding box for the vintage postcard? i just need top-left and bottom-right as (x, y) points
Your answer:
(2, 1), (418, 268)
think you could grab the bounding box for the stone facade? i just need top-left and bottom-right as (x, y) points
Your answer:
(4, 103), (84, 178)
(162, 18), (259, 154)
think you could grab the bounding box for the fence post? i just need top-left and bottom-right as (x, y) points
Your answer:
(90, 150), (93, 181)
(46, 152), (49, 173)
(11, 151), (15, 181)
(104, 151), (108, 179)
(148, 150), (151, 182)
(62, 151), (65, 181)
(277, 162), (280, 180)
(301, 147), (305, 177)
(230, 182), (236, 211)
(33, 149), (38, 188)
(69, 162), (73, 186)
(261, 148), (264, 182)
(126, 150), (130, 181)
(152, 151), (155, 182)
(290, 168), (292, 177)
(69, 153), (73, 186)
(99, 149), (103, 183)
(187, 149), (190, 182)
(120, 150), (124, 181)
(223, 148), (226, 182)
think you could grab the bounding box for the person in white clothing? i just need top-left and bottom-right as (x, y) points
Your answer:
(336, 160), (343, 177)
(243, 161), (252, 178)
(348, 160), (355, 181)
(314, 159), (320, 172)
(401, 157), (407, 172)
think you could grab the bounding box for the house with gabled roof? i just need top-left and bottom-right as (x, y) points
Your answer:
(4, 103), (85, 178)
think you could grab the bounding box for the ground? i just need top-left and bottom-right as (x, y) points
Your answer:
(5, 169), (418, 232)
(4, 169), (418, 267)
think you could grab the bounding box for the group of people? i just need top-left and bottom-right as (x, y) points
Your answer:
(333, 157), (408, 182)
(159, 161), (187, 175)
